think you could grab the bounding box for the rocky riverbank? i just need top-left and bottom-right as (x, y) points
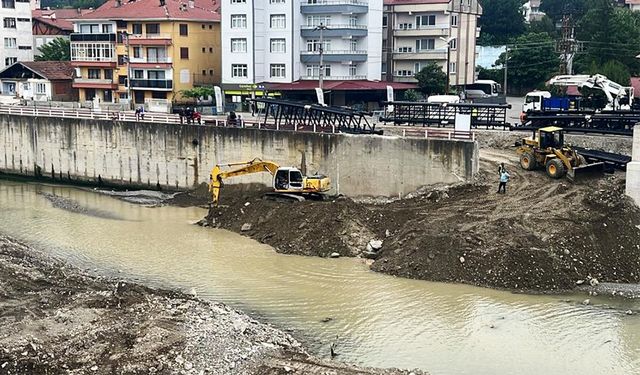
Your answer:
(0, 236), (424, 375)
(202, 148), (640, 293)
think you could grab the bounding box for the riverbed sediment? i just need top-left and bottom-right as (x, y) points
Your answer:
(0, 235), (424, 375)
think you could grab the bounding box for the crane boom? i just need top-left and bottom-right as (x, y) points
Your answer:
(547, 74), (633, 110)
(209, 158), (280, 205)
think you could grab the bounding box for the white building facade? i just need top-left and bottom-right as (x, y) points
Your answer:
(221, 0), (383, 94)
(1, 0), (35, 67)
(383, 0), (482, 86)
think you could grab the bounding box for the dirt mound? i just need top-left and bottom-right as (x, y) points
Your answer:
(205, 149), (640, 292)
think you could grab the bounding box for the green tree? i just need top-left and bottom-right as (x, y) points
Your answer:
(588, 60), (631, 86)
(402, 89), (421, 101)
(476, 66), (502, 83)
(414, 63), (447, 95)
(539, 0), (587, 24)
(526, 15), (557, 37)
(180, 86), (215, 100)
(478, 0), (526, 45)
(35, 38), (70, 61)
(496, 32), (559, 94)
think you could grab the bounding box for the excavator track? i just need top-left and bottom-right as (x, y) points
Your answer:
(263, 192), (306, 203)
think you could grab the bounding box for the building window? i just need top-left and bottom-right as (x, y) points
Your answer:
(148, 70), (165, 79)
(306, 39), (329, 52)
(132, 23), (142, 35)
(270, 38), (286, 53)
(451, 15), (458, 27)
(416, 15), (436, 28)
(133, 70), (144, 78)
(397, 46), (412, 53)
(133, 46), (142, 58)
(270, 64), (286, 78)
(382, 15), (387, 27)
(231, 0), (246, 3)
(3, 38), (16, 48)
(5, 57), (16, 66)
(231, 38), (247, 53)
(449, 62), (457, 74)
(231, 14), (247, 28)
(202, 47), (205, 52)
(416, 39), (435, 51)
(79, 24), (99, 33)
(179, 24), (188, 36)
(270, 0), (285, 3)
(349, 16), (358, 27)
(104, 69), (113, 80)
(305, 64), (330, 77)
(17, 17), (29, 22)
(209, 69), (213, 75)
(88, 69), (101, 79)
(180, 47), (189, 59)
(349, 64), (357, 76)
(104, 90), (113, 102)
(102, 24), (112, 33)
(72, 42), (115, 62)
(3, 18), (16, 28)
(350, 40), (357, 51)
(18, 45), (31, 50)
(35, 83), (46, 95)
(307, 15), (330, 27)
(270, 14), (286, 29)
(395, 70), (413, 77)
(450, 38), (457, 50)
(209, 47), (213, 52)
(145, 23), (160, 35)
(231, 64), (248, 78)
(118, 75), (128, 85)
(2, 0), (15, 9)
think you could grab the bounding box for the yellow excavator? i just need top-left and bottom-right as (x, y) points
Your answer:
(209, 158), (331, 205)
(516, 126), (603, 180)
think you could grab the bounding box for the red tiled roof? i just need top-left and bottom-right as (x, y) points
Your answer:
(20, 61), (75, 80)
(32, 8), (95, 19)
(265, 80), (417, 91)
(384, 0), (449, 5)
(78, 0), (220, 21)
(33, 16), (74, 31)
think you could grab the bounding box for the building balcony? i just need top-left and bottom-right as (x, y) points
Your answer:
(72, 78), (118, 89)
(300, 0), (368, 14)
(130, 79), (173, 90)
(393, 49), (447, 60)
(393, 25), (449, 37)
(70, 33), (117, 42)
(392, 75), (417, 83)
(129, 56), (172, 68)
(128, 34), (172, 46)
(300, 25), (367, 38)
(300, 50), (367, 63)
(300, 75), (367, 80)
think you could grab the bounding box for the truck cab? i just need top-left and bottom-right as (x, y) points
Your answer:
(523, 91), (551, 113)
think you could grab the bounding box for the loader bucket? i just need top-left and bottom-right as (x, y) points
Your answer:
(567, 162), (605, 182)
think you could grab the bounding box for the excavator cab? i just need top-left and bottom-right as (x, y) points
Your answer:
(274, 168), (304, 191)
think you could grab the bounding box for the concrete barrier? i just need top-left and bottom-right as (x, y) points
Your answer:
(0, 114), (478, 198)
(626, 125), (640, 206)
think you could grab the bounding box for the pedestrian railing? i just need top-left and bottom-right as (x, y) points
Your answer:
(400, 128), (475, 141)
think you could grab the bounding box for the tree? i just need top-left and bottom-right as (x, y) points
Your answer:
(180, 86), (214, 101)
(590, 60), (631, 86)
(539, 0), (587, 24)
(414, 63), (447, 95)
(35, 38), (70, 61)
(526, 15), (557, 37)
(478, 0), (526, 45)
(402, 89), (421, 102)
(476, 66), (502, 83)
(496, 32), (559, 94)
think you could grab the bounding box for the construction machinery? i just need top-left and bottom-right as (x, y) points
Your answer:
(209, 158), (331, 205)
(516, 126), (604, 181)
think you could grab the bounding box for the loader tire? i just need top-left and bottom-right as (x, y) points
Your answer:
(546, 158), (566, 179)
(520, 152), (537, 171)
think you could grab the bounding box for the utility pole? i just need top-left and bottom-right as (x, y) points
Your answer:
(558, 14), (576, 75)
(314, 23), (328, 92)
(503, 46), (508, 96)
(122, 31), (132, 110)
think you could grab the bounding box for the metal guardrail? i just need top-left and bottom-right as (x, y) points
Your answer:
(381, 101), (511, 129)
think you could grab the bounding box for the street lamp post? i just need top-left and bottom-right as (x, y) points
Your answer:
(313, 23), (329, 95)
(439, 36), (455, 95)
(122, 31), (133, 110)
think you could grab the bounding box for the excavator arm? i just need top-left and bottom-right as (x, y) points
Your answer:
(548, 74), (631, 109)
(209, 158), (280, 205)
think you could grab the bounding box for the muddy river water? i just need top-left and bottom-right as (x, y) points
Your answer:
(1, 180), (639, 375)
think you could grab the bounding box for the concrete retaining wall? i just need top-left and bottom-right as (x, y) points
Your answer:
(0, 114), (478, 198)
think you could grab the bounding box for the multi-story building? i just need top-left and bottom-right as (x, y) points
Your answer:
(522, 0), (544, 23)
(1, 0), (35, 68)
(70, 0), (221, 109)
(383, 0), (482, 87)
(221, 0), (387, 106)
(32, 8), (94, 56)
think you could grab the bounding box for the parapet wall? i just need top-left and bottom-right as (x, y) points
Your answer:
(0, 114), (478, 198)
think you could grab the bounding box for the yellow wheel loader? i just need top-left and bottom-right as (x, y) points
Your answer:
(209, 158), (331, 205)
(516, 126), (604, 181)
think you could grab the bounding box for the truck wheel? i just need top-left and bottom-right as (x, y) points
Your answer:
(520, 152), (537, 171)
(546, 158), (566, 179)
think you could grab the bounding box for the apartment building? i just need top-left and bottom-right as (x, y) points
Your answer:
(383, 0), (482, 87)
(32, 8), (95, 56)
(1, 0), (35, 68)
(221, 0), (387, 105)
(70, 0), (221, 109)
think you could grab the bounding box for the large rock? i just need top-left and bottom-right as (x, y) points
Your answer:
(241, 223), (252, 232)
(366, 239), (383, 252)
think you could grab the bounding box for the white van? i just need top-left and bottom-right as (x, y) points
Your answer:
(427, 95), (460, 104)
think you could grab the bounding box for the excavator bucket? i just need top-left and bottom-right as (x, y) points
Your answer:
(567, 162), (605, 182)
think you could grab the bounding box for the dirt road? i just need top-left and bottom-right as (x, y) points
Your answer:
(206, 148), (640, 292)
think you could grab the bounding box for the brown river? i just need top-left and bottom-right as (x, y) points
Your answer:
(1, 179), (639, 375)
